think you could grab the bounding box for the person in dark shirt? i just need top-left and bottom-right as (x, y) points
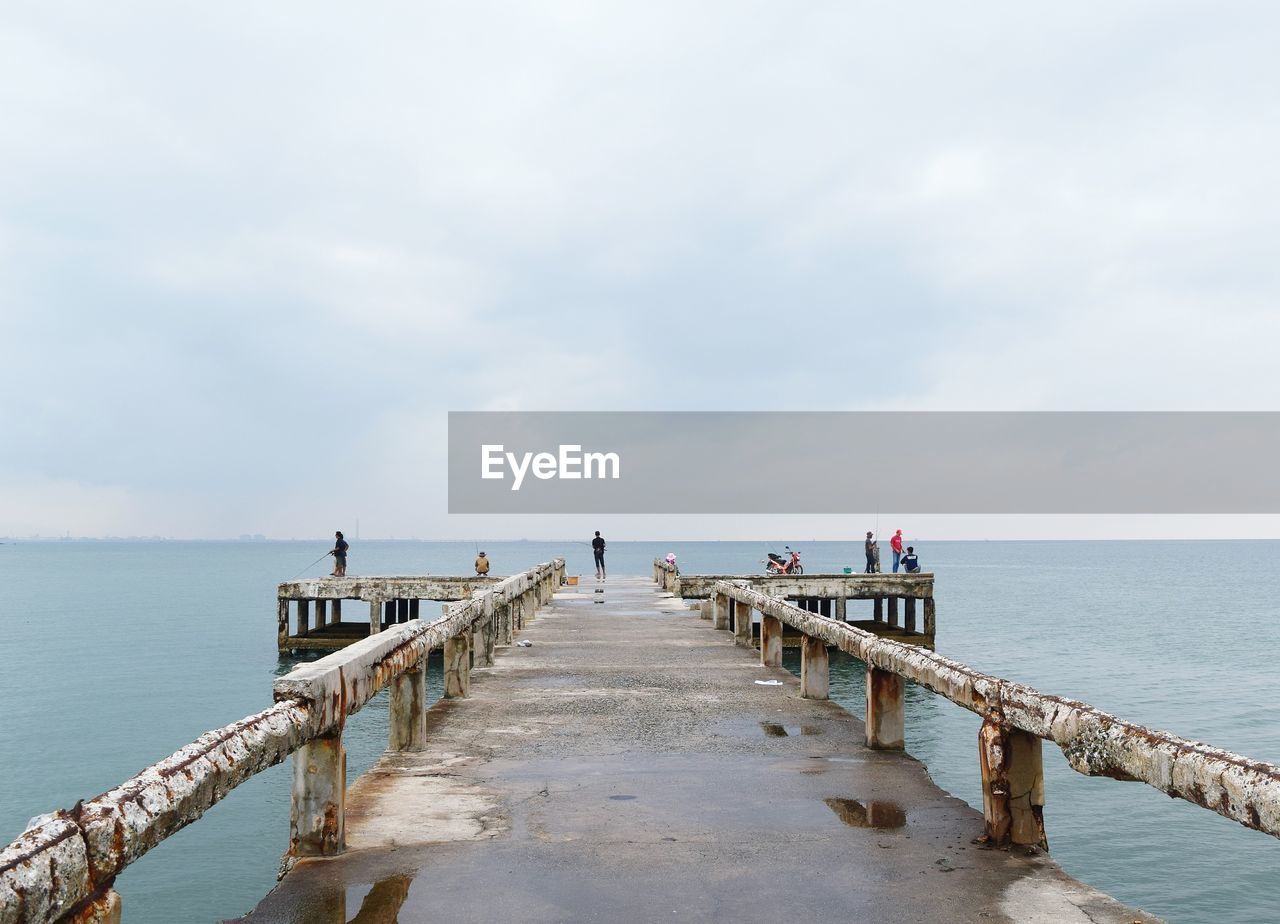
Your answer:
(864, 532), (877, 574)
(592, 531), (607, 580)
(900, 546), (920, 573)
(330, 531), (349, 577)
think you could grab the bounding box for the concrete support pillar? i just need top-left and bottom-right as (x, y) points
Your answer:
(873, 597), (883, 623)
(905, 598), (917, 633)
(277, 599), (290, 650)
(314, 599), (327, 630)
(865, 666), (905, 750)
(699, 599), (713, 620)
(332, 599), (342, 624)
(291, 732), (345, 857)
(887, 597), (898, 628)
(835, 597), (847, 622)
(979, 718), (1048, 851)
(369, 598), (382, 635)
(760, 614), (782, 667)
(298, 599), (311, 635)
(444, 632), (471, 698)
(733, 601), (753, 647)
(713, 593), (730, 630)
(923, 597), (936, 637)
(389, 661), (427, 751)
(800, 635), (829, 699)
(476, 610), (496, 666)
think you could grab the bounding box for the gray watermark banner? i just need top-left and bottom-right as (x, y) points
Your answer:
(448, 411), (1280, 514)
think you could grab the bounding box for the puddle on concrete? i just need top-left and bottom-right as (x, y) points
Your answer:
(609, 795), (637, 801)
(760, 723), (823, 737)
(344, 874), (413, 921)
(824, 798), (907, 829)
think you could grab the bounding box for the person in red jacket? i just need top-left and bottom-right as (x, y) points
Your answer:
(890, 529), (905, 573)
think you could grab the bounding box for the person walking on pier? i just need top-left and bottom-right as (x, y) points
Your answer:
(592, 531), (607, 580)
(890, 529), (905, 573)
(475, 551), (490, 575)
(864, 532), (878, 574)
(329, 531), (349, 577)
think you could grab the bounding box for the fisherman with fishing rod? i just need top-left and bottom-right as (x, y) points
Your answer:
(330, 531), (349, 576)
(592, 531), (606, 580)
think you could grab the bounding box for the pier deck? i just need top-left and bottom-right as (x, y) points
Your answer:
(245, 577), (1152, 924)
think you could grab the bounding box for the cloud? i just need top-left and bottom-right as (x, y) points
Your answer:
(2, 1), (1278, 536)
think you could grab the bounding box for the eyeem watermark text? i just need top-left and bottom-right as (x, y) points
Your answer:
(481, 444), (621, 491)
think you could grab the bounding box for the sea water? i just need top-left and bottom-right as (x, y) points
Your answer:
(0, 540), (1277, 922)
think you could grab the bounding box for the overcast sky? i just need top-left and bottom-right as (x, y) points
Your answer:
(3, 2), (1278, 540)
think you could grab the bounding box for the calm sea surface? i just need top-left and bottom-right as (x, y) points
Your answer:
(1, 540), (1277, 922)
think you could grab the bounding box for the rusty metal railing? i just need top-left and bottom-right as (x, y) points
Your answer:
(0, 560), (565, 924)
(710, 581), (1280, 851)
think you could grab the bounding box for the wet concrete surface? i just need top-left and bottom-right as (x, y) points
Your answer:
(242, 577), (1158, 923)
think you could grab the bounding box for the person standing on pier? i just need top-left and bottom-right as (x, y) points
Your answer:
(864, 531), (877, 574)
(890, 529), (905, 573)
(329, 531), (349, 577)
(475, 551), (490, 575)
(592, 531), (607, 580)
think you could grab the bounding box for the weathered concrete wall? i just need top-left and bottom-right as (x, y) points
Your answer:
(663, 567), (934, 601)
(2, 560), (563, 924)
(716, 582), (1280, 841)
(278, 576), (503, 602)
(1, 700), (311, 924)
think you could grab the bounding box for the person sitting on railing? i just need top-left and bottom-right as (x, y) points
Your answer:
(900, 547), (920, 573)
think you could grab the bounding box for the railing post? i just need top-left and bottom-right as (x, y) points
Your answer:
(277, 598), (290, 651)
(923, 596), (936, 637)
(865, 666), (904, 750)
(291, 731), (345, 857)
(315, 599), (327, 630)
(332, 598), (342, 624)
(713, 592), (730, 630)
(475, 596), (496, 667)
(760, 614), (782, 667)
(800, 635), (828, 699)
(835, 597), (847, 622)
(444, 632), (471, 698)
(873, 597), (882, 623)
(905, 597), (917, 633)
(886, 596), (898, 627)
(389, 658), (427, 750)
(298, 599), (310, 635)
(733, 600), (753, 647)
(979, 718), (1048, 850)
(369, 597), (382, 635)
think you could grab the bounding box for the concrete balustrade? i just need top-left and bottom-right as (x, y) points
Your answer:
(655, 564), (936, 648)
(707, 580), (1280, 852)
(1, 559), (563, 924)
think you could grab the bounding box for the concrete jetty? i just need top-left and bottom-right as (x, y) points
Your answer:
(244, 577), (1152, 923)
(10, 559), (1280, 923)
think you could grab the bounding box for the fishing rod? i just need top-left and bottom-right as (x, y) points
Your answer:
(287, 551), (332, 581)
